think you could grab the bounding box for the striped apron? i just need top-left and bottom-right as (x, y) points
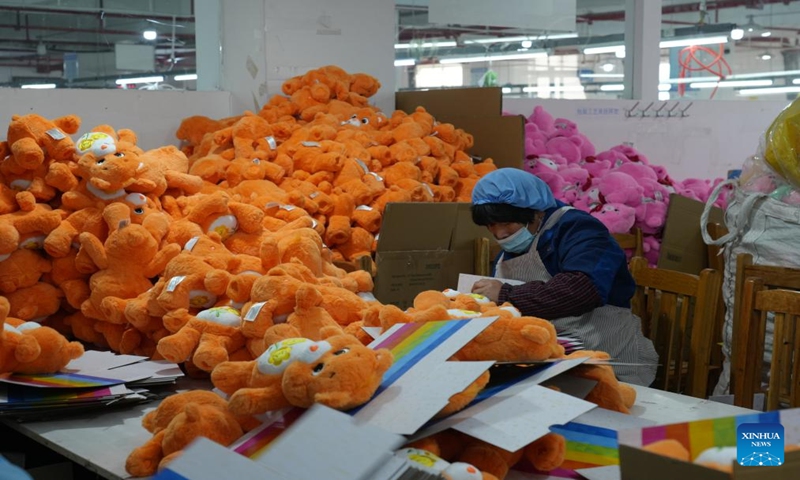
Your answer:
(496, 206), (658, 386)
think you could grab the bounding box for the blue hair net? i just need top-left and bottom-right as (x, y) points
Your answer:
(472, 168), (557, 211)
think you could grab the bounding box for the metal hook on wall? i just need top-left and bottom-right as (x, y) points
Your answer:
(624, 101), (640, 118)
(680, 102), (694, 118)
(654, 103), (669, 118)
(667, 102), (682, 118)
(639, 102), (655, 118)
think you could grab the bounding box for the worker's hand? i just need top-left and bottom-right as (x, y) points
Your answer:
(472, 279), (503, 303)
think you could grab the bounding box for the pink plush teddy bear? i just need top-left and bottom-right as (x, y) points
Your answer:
(527, 106), (556, 136)
(651, 165), (679, 194)
(591, 203), (636, 234)
(596, 171), (643, 208)
(557, 165), (591, 204)
(635, 178), (670, 235)
(546, 136), (582, 165)
(611, 144), (650, 165)
(615, 162), (658, 182)
(574, 179), (603, 213)
(678, 178), (712, 203)
(580, 154), (613, 178)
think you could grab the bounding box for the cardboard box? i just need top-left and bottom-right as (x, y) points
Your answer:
(619, 446), (800, 480)
(395, 87), (503, 120)
(618, 409), (800, 480)
(373, 202), (493, 308)
(395, 87), (525, 169)
(658, 194), (724, 275)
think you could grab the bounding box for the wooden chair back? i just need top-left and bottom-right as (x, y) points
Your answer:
(613, 227), (644, 258)
(630, 256), (722, 398)
(731, 253), (800, 407)
(737, 279), (800, 410)
(705, 222), (728, 396)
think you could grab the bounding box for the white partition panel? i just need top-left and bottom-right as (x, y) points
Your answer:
(0, 89), (232, 149)
(503, 98), (790, 181)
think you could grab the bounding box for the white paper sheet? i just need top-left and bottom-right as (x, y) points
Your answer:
(575, 465), (622, 480)
(64, 350), (148, 372)
(457, 273), (524, 293)
(354, 361), (495, 435)
(253, 404), (406, 480)
(153, 438), (289, 480)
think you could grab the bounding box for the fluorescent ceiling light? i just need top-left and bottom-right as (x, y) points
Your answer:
(521, 40), (533, 49)
(21, 83), (56, 89)
(174, 73), (197, 81)
(394, 41), (457, 49)
(585, 36), (728, 56)
(660, 35), (728, 48)
(115, 75), (164, 85)
(601, 63), (615, 72)
(738, 86), (800, 95)
(761, 53), (772, 60)
(728, 69), (800, 80)
(600, 84), (625, 91)
(584, 45), (625, 55)
(761, 31), (772, 37)
(658, 83), (671, 91)
(501, 87), (512, 94)
(467, 33), (577, 44)
(440, 51), (547, 64)
(394, 59), (416, 67)
(522, 85), (584, 93)
(794, 79), (800, 85)
(730, 28), (745, 40)
(143, 30), (157, 40)
(689, 79), (773, 89)
(579, 73), (624, 78)
(659, 91), (671, 101)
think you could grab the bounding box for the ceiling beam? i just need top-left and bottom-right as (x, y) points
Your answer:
(0, 23), (195, 40)
(0, 5), (194, 23)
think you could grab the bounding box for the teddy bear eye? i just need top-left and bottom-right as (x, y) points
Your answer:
(96, 159), (105, 165)
(114, 152), (124, 157)
(312, 363), (324, 375)
(134, 208), (144, 214)
(350, 114), (358, 119)
(360, 118), (369, 125)
(333, 348), (350, 356)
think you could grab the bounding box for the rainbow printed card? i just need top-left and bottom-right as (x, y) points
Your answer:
(230, 318), (497, 459)
(0, 371), (126, 389)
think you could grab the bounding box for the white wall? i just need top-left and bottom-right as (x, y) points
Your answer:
(503, 97), (790, 181)
(208, 0), (395, 114)
(0, 89), (232, 150)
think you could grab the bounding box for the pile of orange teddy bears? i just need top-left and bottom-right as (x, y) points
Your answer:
(0, 65), (635, 480)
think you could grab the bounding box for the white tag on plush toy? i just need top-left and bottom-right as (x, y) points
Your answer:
(16, 322), (42, 332)
(256, 338), (332, 375)
(196, 306), (242, 328)
(310, 218), (318, 229)
(244, 301), (267, 322)
(166, 275), (186, 292)
(76, 132), (116, 156)
(184, 236), (200, 251)
(264, 201), (280, 209)
(310, 191), (320, 199)
(368, 171), (384, 182)
(422, 183), (435, 198)
(358, 292), (378, 302)
(281, 204), (296, 211)
(3, 323), (20, 335)
(46, 128), (66, 140)
(301, 141), (321, 148)
(265, 136), (277, 150)
(355, 158), (369, 174)
(356, 205), (373, 211)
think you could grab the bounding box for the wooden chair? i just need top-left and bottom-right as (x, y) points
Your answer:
(613, 227), (644, 258)
(629, 257), (722, 398)
(731, 253), (800, 407)
(705, 222), (728, 396)
(736, 278), (800, 410)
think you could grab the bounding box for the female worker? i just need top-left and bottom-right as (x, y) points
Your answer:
(471, 168), (657, 386)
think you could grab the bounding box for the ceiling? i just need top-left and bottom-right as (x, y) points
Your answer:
(0, 1), (798, 87)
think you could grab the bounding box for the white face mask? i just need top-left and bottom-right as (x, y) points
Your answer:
(496, 223), (535, 254)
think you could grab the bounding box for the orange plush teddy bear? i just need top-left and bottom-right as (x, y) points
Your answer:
(211, 334), (392, 415)
(0, 296), (84, 374)
(4, 113), (81, 172)
(125, 391), (246, 477)
(157, 306), (246, 372)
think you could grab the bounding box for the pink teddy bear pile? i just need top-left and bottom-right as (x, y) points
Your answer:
(516, 105), (731, 265)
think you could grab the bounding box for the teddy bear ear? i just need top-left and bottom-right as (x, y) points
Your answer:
(15, 336), (42, 364)
(375, 348), (394, 372)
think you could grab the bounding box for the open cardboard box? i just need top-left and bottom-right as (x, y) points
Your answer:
(658, 194), (724, 275)
(618, 409), (800, 480)
(395, 87), (525, 169)
(372, 202), (493, 308)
